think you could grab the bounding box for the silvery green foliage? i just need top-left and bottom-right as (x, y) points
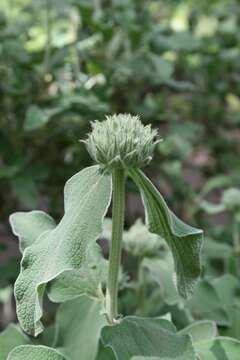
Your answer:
(7, 346), (66, 360)
(143, 256), (179, 305)
(10, 211), (107, 303)
(84, 114), (159, 170)
(0, 324), (30, 360)
(100, 317), (240, 360)
(222, 188), (240, 211)
(54, 296), (106, 360)
(179, 321), (240, 360)
(178, 320), (217, 343)
(48, 244), (108, 303)
(8, 114), (205, 358)
(100, 317), (195, 359)
(195, 338), (240, 360)
(10, 166), (112, 336)
(9, 211), (56, 253)
(128, 169), (203, 299)
(123, 219), (163, 258)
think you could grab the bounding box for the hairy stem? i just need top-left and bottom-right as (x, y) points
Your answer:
(137, 258), (147, 316)
(233, 214), (240, 254)
(106, 168), (125, 324)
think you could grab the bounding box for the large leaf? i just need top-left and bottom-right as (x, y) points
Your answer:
(0, 324), (30, 360)
(13, 165), (112, 336)
(9, 211), (107, 302)
(128, 169), (203, 298)
(48, 243), (107, 302)
(101, 316), (195, 360)
(7, 346), (66, 360)
(9, 211), (56, 253)
(54, 296), (106, 360)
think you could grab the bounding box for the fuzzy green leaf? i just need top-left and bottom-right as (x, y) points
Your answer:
(195, 337), (240, 360)
(187, 279), (230, 326)
(101, 317), (195, 360)
(179, 321), (217, 343)
(54, 296), (106, 360)
(129, 169), (203, 299)
(0, 324), (30, 360)
(96, 341), (115, 360)
(14, 166), (112, 336)
(48, 243), (107, 302)
(7, 346), (66, 360)
(142, 256), (179, 305)
(179, 318), (240, 359)
(9, 211), (56, 253)
(212, 274), (239, 309)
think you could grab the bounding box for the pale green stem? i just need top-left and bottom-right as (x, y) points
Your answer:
(233, 214), (240, 255)
(106, 168), (125, 324)
(137, 258), (147, 316)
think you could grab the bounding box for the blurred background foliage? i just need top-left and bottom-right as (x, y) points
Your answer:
(0, 0), (240, 338)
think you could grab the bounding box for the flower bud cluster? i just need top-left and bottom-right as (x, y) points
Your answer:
(84, 114), (159, 170)
(123, 219), (162, 258)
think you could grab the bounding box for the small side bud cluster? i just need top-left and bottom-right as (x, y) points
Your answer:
(123, 219), (163, 258)
(83, 114), (159, 170)
(222, 188), (240, 212)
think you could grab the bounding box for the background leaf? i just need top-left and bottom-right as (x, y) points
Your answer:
(186, 279), (230, 326)
(194, 337), (240, 360)
(24, 106), (50, 131)
(0, 324), (30, 360)
(54, 296), (106, 360)
(179, 321), (217, 343)
(142, 256), (179, 305)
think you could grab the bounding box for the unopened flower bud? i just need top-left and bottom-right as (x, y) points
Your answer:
(83, 114), (159, 170)
(123, 219), (163, 258)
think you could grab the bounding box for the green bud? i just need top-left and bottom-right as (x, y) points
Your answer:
(83, 114), (159, 170)
(123, 219), (163, 258)
(222, 188), (240, 212)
